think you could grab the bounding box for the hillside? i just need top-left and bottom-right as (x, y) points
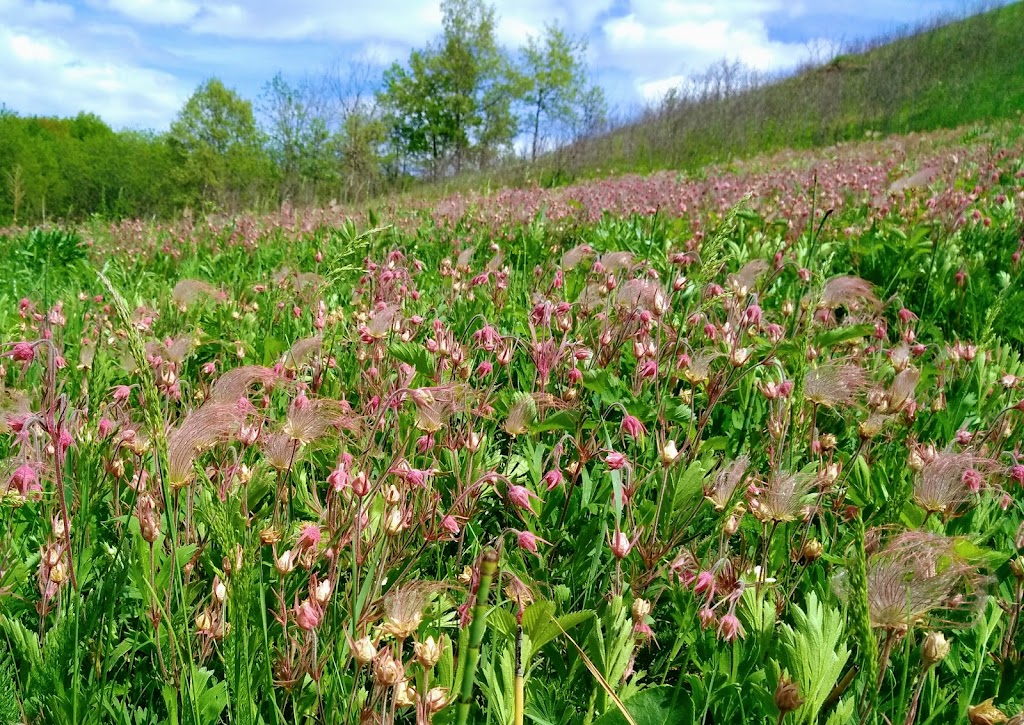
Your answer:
(520, 1), (1024, 183)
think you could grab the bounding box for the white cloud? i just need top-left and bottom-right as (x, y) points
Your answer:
(0, 25), (188, 128)
(599, 0), (828, 102)
(0, 0), (73, 22)
(106, 0), (199, 25)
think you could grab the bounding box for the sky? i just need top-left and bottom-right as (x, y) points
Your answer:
(0, 0), (1007, 131)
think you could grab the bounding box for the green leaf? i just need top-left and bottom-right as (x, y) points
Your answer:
(592, 686), (693, 725)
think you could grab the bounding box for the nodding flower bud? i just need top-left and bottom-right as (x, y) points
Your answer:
(631, 598), (652, 620)
(610, 530), (631, 559)
(423, 687), (450, 713)
(921, 632), (950, 667)
(774, 673), (805, 714)
(275, 550), (295, 576)
(212, 577), (227, 604)
(414, 635), (442, 668)
(660, 440), (680, 466)
(799, 539), (823, 563)
(352, 636), (377, 665)
(621, 414), (646, 439)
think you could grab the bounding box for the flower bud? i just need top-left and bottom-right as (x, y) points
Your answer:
(774, 673), (804, 714)
(631, 598), (651, 620)
(213, 577), (227, 604)
(414, 635), (442, 668)
(799, 539), (823, 563)
(921, 631), (950, 667)
(372, 648), (404, 686)
(422, 687), (450, 713)
(660, 440), (680, 466)
(393, 680), (416, 707)
(352, 636), (377, 665)
(968, 699), (1008, 725)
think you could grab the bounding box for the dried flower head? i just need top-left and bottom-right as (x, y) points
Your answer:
(804, 363), (867, 408)
(705, 456), (749, 511)
(820, 275), (880, 311)
(750, 470), (816, 523)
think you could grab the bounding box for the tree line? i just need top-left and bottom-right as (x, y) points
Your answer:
(0, 0), (604, 224)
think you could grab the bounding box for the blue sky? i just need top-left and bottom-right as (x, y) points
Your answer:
(0, 0), (1008, 131)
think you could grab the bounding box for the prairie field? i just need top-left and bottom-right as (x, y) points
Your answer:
(0, 122), (1023, 725)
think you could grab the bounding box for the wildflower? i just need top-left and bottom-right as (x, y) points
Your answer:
(372, 647), (404, 686)
(750, 471), (816, 523)
(705, 457), (748, 510)
(516, 529), (549, 555)
(968, 699), (1008, 725)
(296, 524), (321, 550)
(698, 608), (717, 629)
(921, 632), (950, 666)
(394, 680), (417, 707)
(440, 515), (460, 536)
(294, 599), (322, 631)
(352, 636), (377, 665)
(9, 463), (41, 497)
(620, 414), (646, 439)
(610, 529), (631, 559)
(422, 687), (450, 713)
(414, 635), (442, 668)
(718, 613), (744, 641)
(774, 673), (805, 715)
(542, 469), (564, 490)
(382, 583), (433, 640)
(508, 485), (541, 516)
(604, 450), (628, 470)
(694, 571), (715, 596)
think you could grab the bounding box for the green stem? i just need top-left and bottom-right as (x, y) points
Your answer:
(455, 548), (499, 725)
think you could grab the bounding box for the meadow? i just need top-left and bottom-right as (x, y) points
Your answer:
(0, 120), (1023, 724)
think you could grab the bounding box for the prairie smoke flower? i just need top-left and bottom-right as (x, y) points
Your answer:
(296, 524), (321, 550)
(414, 635), (442, 668)
(750, 471), (816, 524)
(294, 599), (323, 631)
(382, 583), (434, 640)
(620, 414), (646, 439)
(542, 469), (564, 490)
(372, 647), (404, 686)
(694, 571), (715, 596)
(604, 450), (628, 470)
(352, 636), (377, 665)
(610, 529), (632, 559)
(508, 485), (542, 516)
(503, 394), (537, 436)
(705, 457), (749, 511)
(9, 462), (41, 497)
(804, 363), (867, 408)
(698, 608), (717, 629)
(440, 515), (460, 536)
(967, 699), (1007, 725)
(209, 365), (277, 403)
(820, 275), (880, 311)
(718, 613), (744, 641)
(516, 529), (549, 555)
(167, 402), (245, 487)
(914, 450), (992, 517)
(660, 440), (680, 466)
(838, 531), (982, 633)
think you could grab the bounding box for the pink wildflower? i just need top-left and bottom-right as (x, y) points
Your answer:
(542, 469), (564, 491)
(508, 485), (541, 516)
(621, 415), (647, 439)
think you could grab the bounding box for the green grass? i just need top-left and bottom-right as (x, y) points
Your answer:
(510, 1), (1024, 184)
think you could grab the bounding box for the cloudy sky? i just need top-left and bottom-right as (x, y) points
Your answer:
(0, 0), (1003, 130)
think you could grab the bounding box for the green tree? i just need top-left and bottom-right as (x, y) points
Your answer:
(378, 0), (517, 179)
(259, 73), (338, 205)
(169, 78), (270, 212)
(519, 23), (605, 160)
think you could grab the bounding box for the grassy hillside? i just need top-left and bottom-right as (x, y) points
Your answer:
(525, 1), (1024, 183)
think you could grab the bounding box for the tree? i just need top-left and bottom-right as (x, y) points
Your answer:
(519, 23), (605, 160)
(169, 78), (270, 211)
(259, 73), (336, 204)
(378, 0), (517, 179)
